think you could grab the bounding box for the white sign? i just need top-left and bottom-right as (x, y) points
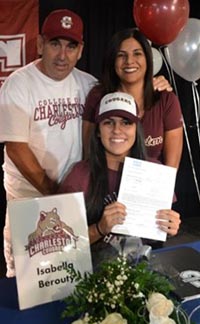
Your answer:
(112, 157), (177, 241)
(8, 192), (92, 310)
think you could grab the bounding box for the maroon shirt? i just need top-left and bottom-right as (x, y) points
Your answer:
(83, 88), (183, 163)
(58, 160), (164, 269)
(58, 160), (121, 212)
(58, 160), (140, 269)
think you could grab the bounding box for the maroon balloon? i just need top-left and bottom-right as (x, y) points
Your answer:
(133, 0), (190, 45)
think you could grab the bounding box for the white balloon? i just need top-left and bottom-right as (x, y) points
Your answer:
(152, 47), (163, 76)
(164, 18), (200, 82)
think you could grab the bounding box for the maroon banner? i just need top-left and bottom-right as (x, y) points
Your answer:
(0, 0), (39, 87)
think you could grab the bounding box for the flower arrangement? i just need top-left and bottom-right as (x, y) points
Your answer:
(62, 256), (190, 324)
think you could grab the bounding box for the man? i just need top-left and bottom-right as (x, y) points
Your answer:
(0, 9), (96, 277)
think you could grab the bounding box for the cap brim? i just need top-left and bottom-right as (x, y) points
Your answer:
(43, 31), (83, 43)
(96, 110), (138, 123)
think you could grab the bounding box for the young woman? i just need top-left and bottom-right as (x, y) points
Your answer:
(83, 28), (183, 169)
(58, 92), (181, 268)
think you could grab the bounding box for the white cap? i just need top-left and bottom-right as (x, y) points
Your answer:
(96, 92), (138, 123)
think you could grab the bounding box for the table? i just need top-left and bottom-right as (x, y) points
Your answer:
(154, 240), (200, 324)
(0, 276), (70, 324)
(0, 241), (200, 324)
(156, 240), (200, 253)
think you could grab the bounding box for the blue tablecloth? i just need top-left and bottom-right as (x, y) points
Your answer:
(1, 241), (200, 324)
(0, 276), (70, 324)
(158, 240), (200, 253)
(182, 298), (200, 323)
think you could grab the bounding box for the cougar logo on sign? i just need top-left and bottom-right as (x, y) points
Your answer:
(0, 34), (26, 85)
(25, 207), (79, 257)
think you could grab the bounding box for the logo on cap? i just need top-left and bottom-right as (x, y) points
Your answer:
(105, 97), (132, 105)
(61, 16), (73, 29)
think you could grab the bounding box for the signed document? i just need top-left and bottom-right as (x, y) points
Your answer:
(112, 157), (177, 241)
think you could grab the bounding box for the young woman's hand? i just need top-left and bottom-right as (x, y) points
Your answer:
(156, 209), (181, 236)
(98, 201), (127, 235)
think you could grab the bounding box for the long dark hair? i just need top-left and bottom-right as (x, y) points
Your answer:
(94, 27), (159, 110)
(86, 121), (147, 224)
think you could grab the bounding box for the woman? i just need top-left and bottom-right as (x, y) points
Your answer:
(83, 28), (183, 168)
(59, 92), (181, 268)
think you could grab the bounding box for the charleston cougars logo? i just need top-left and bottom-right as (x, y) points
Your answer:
(25, 208), (79, 257)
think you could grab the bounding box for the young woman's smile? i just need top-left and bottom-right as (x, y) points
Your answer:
(99, 116), (136, 166)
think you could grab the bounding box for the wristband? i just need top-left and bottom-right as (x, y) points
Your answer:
(96, 222), (105, 237)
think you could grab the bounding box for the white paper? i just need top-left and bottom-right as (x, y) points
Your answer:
(8, 192), (92, 310)
(112, 157), (177, 241)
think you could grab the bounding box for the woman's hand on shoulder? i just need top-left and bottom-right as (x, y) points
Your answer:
(153, 75), (173, 92)
(155, 209), (181, 236)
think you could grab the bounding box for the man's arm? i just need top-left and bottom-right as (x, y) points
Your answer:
(6, 142), (58, 195)
(153, 75), (173, 92)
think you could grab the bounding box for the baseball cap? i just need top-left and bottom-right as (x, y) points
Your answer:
(96, 92), (139, 123)
(41, 9), (83, 43)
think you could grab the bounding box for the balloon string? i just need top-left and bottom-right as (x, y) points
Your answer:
(192, 82), (200, 119)
(162, 47), (200, 203)
(182, 121), (200, 203)
(192, 82), (200, 145)
(160, 47), (178, 95)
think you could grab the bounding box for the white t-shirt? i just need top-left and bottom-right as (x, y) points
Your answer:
(0, 60), (97, 198)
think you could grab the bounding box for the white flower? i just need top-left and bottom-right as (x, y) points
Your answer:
(115, 280), (122, 286)
(116, 275), (122, 280)
(71, 320), (85, 324)
(147, 292), (168, 311)
(149, 312), (176, 324)
(132, 291), (144, 298)
(134, 282), (139, 290)
(150, 299), (174, 317)
(100, 313), (127, 324)
(147, 292), (175, 324)
(87, 296), (93, 303)
(99, 293), (105, 299)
